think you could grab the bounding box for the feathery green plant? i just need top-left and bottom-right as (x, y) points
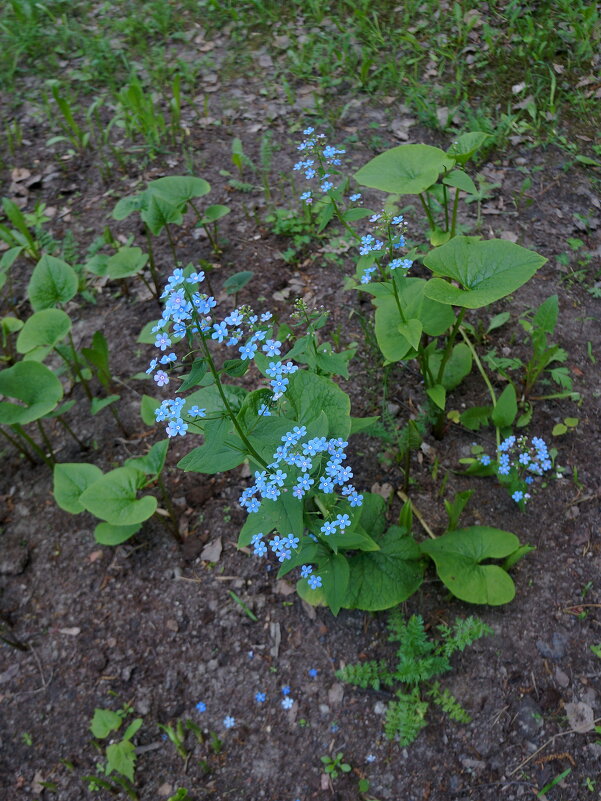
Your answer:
(337, 612), (492, 746)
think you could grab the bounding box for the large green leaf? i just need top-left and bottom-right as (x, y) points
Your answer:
(285, 371), (351, 439)
(323, 552), (350, 616)
(106, 247), (148, 280)
(146, 175), (210, 208)
(141, 193), (183, 235)
(177, 417), (245, 473)
(27, 254), (78, 311)
(344, 525), (424, 611)
(420, 526), (520, 605)
(79, 467), (157, 526)
(125, 439), (169, 478)
(16, 308), (72, 356)
(0, 361), (63, 424)
(53, 463), (103, 514)
(424, 342), (473, 390)
(355, 144), (454, 195)
(423, 237), (547, 308)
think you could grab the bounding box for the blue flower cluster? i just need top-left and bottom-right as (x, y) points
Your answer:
(240, 424), (364, 590)
(294, 127), (348, 205)
(480, 434), (552, 504)
(147, 268), (301, 436)
(357, 211), (413, 284)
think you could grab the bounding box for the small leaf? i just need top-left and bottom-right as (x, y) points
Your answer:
(106, 740), (136, 782)
(200, 204), (230, 224)
(79, 467), (157, 526)
(552, 423), (567, 436)
(223, 270), (253, 295)
(106, 247), (148, 280)
(491, 384), (517, 428)
(443, 169), (478, 195)
(27, 255), (78, 311)
(53, 463), (103, 514)
(427, 384), (446, 410)
(91, 709), (122, 739)
(90, 395), (120, 415)
(178, 358), (208, 392)
(94, 522), (141, 545)
(16, 308), (72, 355)
(0, 361), (63, 424)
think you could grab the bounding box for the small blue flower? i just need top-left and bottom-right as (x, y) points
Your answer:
(281, 696), (294, 709)
(281, 685), (291, 696)
(255, 692), (266, 704)
(223, 716), (236, 729)
(300, 565), (313, 578)
(349, 193), (362, 202)
(308, 574), (322, 590)
(512, 490), (524, 502)
(480, 454), (491, 465)
(196, 701), (206, 713)
(154, 370), (169, 387)
(308, 668), (319, 678)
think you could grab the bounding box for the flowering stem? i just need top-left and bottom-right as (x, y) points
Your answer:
(197, 333), (268, 470)
(329, 194), (358, 239)
(144, 225), (162, 299)
(442, 183), (449, 231)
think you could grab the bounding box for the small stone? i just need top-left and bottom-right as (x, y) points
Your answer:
(513, 697), (544, 739)
(554, 667), (569, 688)
(166, 619), (179, 632)
(565, 701), (595, 733)
(327, 683), (344, 706)
(536, 632), (568, 659)
(158, 783), (172, 797)
(374, 701), (387, 715)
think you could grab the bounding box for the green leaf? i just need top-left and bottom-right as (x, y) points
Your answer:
(112, 194), (144, 220)
(84, 254), (109, 276)
(94, 522), (141, 545)
(420, 526), (520, 605)
(446, 132), (490, 165)
(491, 384), (517, 428)
(146, 175), (210, 208)
(137, 319), (161, 344)
(140, 394), (160, 425)
(552, 422), (567, 436)
(16, 308), (72, 355)
(344, 525), (424, 611)
(125, 439), (168, 478)
(398, 318), (423, 350)
(178, 358), (208, 392)
(142, 193), (183, 235)
(427, 384), (446, 410)
(177, 417), (245, 473)
(200, 204), (230, 224)
(53, 463), (104, 514)
(79, 467), (157, 526)
(285, 371), (351, 439)
(423, 237), (547, 308)
(106, 739), (136, 782)
(27, 254), (78, 311)
(222, 358), (248, 377)
(90, 395), (120, 415)
(106, 247), (148, 280)
(442, 169), (478, 195)
(355, 144), (454, 195)
(342, 207), (374, 222)
(532, 294), (558, 334)
(425, 342), (472, 390)
(223, 270), (253, 295)
(122, 718), (143, 741)
(238, 492), (304, 545)
(91, 708), (122, 739)
(323, 552), (350, 616)
(487, 312), (510, 333)
(82, 331), (111, 388)
(459, 405), (491, 431)
(0, 361), (63, 424)
(349, 415), (380, 435)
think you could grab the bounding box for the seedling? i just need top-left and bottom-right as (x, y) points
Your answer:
(321, 751), (352, 780)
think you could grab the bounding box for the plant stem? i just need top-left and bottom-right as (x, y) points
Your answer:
(35, 419), (56, 463)
(144, 225), (161, 299)
(56, 415), (88, 449)
(0, 426), (37, 464)
(418, 192), (436, 231)
(397, 489), (436, 538)
(459, 326), (500, 448)
(450, 188), (460, 237)
(442, 183), (449, 231)
(13, 425), (53, 467)
(435, 309), (465, 385)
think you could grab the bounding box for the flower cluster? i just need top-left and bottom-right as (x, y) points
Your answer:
(294, 127), (349, 205)
(147, 268), (301, 436)
(480, 434), (553, 504)
(357, 211), (413, 284)
(240, 425), (364, 589)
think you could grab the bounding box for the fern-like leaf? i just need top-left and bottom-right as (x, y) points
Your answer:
(384, 688), (429, 745)
(336, 660), (393, 690)
(438, 617), (493, 658)
(394, 655), (450, 686)
(428, 681), (471, 724)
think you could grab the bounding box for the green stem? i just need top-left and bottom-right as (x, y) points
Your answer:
(442, 183), (449, 231)
(459, 326), (500, 447)
(0, 426), (37, 464)
(65, 334), (94, 400)
(13, 424), (53, 467)
(329, 194), (358, 239)
(419, 192), (436, 231)
(435, 309), (465, 386)
(450, 188), (460, 237)
(36, 419), (56, 463)
(397, 489), (436, 539)
(144, 225), (161, 299)
(164, 223), (179, 265)
(56, 415), (88, 449)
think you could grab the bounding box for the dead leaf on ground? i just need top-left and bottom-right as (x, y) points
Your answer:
(200, 537), (222, 562)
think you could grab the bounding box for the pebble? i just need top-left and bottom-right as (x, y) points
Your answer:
(536, 631), (568, 659)
(513, 697), (544, 739)
(374, 701), (387, 715)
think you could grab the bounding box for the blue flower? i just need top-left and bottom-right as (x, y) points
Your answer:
(196, 701), (206, 713)
(512, 490), (524, 502)
(281, 697), (294, 709)
(300, 565), (313, 578)
(480, 454), (491, 465)
(188, 406), (206, 418)
(349, 193), (362, 202)
(239, 341), (258, 360)
(281, 685), (291, 695)
(154, 370), (169, 387)
(308, 668), (319, 678)
(154, 333), (172, 351)
(255, 692), (266, 704)
(308, 574), (322, 590)
(223, 716), (235, 729)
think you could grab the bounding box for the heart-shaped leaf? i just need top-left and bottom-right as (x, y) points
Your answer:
(16, 308), (72, 356)
(423, 237), (547, 308)
(106, 247), (148, 280)
(420, 526), (520, 605)
(446, 132), (491, 165)
(53, 463), (104, 514)
(94, 522), (141, 546)
(0, 361), (63, 424)
(355, 144), (454, 195)
(28, 254), (78, 311)
(79, 467), (157, 526)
